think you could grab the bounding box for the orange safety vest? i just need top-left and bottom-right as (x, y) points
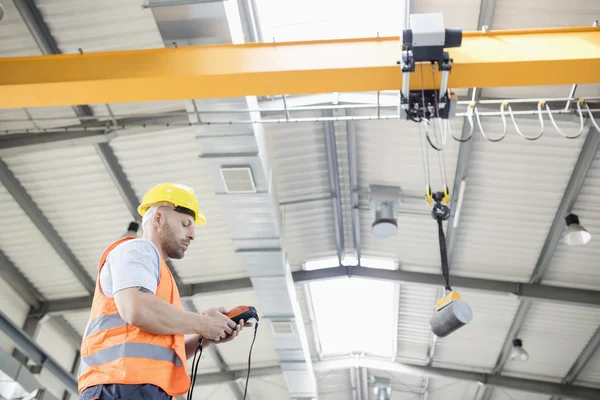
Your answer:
(77, 237), (190, 396)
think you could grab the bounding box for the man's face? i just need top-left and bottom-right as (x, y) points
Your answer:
(156, 206), (195, 260)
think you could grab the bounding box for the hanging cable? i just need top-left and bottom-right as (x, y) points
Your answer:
(187, 308), (260, 400)
(475, 103), (508, 142)
(187, 337), (204, 400)
(506, 101), (545, 141)
(543, 99), (585, 139)
(584, 101), (600, 132)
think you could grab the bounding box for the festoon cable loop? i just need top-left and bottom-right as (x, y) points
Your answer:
(543, 99), (586, 139)
(505, 101), (545, 141)
(474, 102), (508, 142)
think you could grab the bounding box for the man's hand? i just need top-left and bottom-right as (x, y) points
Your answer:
(195, 309), (237, 341)
(200, 307), (253, 345)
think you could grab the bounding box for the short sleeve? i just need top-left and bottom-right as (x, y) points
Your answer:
(104, 239), (160, 296)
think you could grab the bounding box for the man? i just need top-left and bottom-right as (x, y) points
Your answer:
(78, 183), (249, 400)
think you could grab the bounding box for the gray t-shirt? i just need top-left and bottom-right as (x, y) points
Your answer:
(99, 238), (161, 297)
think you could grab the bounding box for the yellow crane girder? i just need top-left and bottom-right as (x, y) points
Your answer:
(0, 26), (599, 109)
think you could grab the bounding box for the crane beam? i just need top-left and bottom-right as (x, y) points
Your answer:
(0, 26), (599, 108)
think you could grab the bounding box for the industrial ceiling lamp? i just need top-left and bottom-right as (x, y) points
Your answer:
(510, 338), (529, 362)
(563, 213), (591, 246)
(369, 185), (400, 238)
(0, 3), (4, 22)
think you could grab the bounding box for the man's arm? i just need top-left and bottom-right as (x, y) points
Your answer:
(114, 287), (205, 335)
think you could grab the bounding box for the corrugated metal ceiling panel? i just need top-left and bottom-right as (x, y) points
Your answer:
(414, 0), (482, 31)
(492, 0), (600, 30)
(245, 374), (290, 400)
(0, 183), (88, 299)
(263, 111), (346, 269)
(353, 112), (461, 202)
(426, 378), (479, 400)
(36, 0), (165, 53)
(110, 127), (246, 283)
(61, 309), (91, 337)
(281, 198), (337, 271)
(488, 0), (600, 99)
(489, 388), (551, 400)
(3, 146), (132, 279)
(543, 148), (600, 289)
(432, 289), (520, 372)
(450, 119), (586, 282)
(0, 109), (35, 134)
(396, 283), (438, 364)
(0, 0), (40, 56)
(264, 113), (331, 203)
(316, 369), (352, 400)
(575, 347), (600, 389)
(503, 300), (600, 380)
(360, 209), (443, 273)
(24, 106), (81, 130)
(191, 288), (280, 369)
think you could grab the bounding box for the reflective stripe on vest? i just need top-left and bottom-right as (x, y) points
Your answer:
(81, 313), (184, 369)
(83, 313), (127, 337)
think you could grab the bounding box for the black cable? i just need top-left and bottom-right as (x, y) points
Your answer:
(187, 337), (204, 400)
(242, 323), (259, 399)
(187, 323), (260, 400)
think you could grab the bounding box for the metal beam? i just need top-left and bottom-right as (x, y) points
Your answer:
(294, 266), (600, 306)
(0, 309), (78, 395)
(323, 109), (346, 265)
(12, 310), (43, 367)
(347, 119), (361, 265)
(0, 158), (95, 294)
(95, 143), (141, 222)
(13, 0), (60, 55)
(44, 266), (600, 314)
(190, 356), (600, 400)
(2, 27), (600, 108)
(0, 249), (43, 309)
(0, 347), (61, 400)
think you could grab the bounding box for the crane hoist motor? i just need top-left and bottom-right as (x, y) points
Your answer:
(399, 13), (463, 122)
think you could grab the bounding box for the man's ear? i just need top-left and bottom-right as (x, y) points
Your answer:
(153, 210), (162, 226)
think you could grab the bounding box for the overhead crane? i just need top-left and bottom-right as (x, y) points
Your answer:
(0, 15), (599, 109)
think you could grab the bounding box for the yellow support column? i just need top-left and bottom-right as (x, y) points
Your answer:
(0, 26), (599, 108)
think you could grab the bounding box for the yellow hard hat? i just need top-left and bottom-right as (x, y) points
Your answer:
(138, 183), (206, 226)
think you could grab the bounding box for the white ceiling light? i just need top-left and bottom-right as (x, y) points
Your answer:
(510, 338), (529, 362)
(563, 213), (591, 246)
(369, 185), (400, 238)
